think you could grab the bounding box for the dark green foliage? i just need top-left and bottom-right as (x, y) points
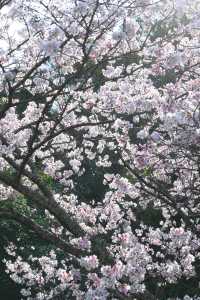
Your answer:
(0, 216), (24, 300)
(138, 204), (163, 227)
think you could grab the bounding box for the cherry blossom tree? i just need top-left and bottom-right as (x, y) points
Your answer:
(1, 0), (200, 299)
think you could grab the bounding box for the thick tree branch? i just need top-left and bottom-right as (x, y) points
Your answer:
(0, 207), (84, 256)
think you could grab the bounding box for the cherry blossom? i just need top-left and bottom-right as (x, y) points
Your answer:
(1, 0), (200, 299)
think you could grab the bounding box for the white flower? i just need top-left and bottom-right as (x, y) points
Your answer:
(40, 40), (59, 56)
(137, 128), (149, 139)
(133, 115), (140, 123)
(69, 159), (81, 173)
(103, 66), (123, 78)
(112, 29), (126, 41)
(80, 255), (99, 270)
(125, 18), (139, 38)
(57, 269), (72, 283)
(175, 111), (186, 125)
(150, 131), (161, 142)
(167, 52), (186, 68)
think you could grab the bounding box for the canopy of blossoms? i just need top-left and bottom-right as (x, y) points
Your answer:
(1, 0), (200, 299)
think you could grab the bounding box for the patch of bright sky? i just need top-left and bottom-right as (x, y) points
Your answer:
(0, 4), (25, 52)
